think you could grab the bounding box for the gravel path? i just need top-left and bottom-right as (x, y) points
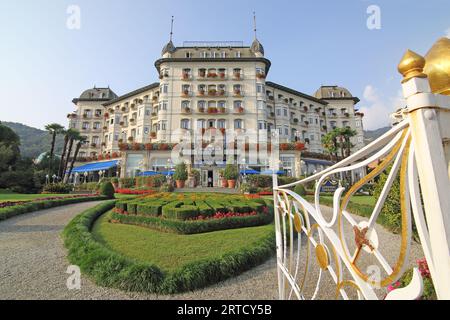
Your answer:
(0, 201), (423, 300)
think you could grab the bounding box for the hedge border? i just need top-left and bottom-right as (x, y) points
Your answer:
(110, 210), (273, 234)
(0, 195), (108, 222)
(62, 201), (276, 294)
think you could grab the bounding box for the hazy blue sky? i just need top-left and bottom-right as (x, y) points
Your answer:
(0, 0), (448, 130)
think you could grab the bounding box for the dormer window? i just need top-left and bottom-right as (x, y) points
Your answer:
(185, 52), (192, 58)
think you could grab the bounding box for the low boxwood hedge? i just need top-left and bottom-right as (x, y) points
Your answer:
(62, 201), (276, 294)
(0, 195), (107, 221)
(110, 209), (274, 234)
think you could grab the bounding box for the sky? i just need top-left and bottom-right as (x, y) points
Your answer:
(0, 0), (448, 131)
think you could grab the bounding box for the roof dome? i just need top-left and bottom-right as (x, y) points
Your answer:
(251, 39), (264, 55)
(79, 87), (118, 100)
(314, 86), (353, 99)
(424, 37), (450, 95)
(161, 40), (176, 56)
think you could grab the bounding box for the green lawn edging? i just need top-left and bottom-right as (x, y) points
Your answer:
(62, 201), (276, 294)
(0, 195), (108, 221)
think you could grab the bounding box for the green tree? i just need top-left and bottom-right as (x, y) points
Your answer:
(45, 123), (64, 175)
(65, 135), (86, 183)
(173, 162), (188, 181)
(338, 127), (357, 158)
(321, 129), (339, 161)
(58, 128), (78, 178)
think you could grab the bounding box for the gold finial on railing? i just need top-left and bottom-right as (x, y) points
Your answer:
(398, 50), (427, 83)
(424, 37), (450, 96)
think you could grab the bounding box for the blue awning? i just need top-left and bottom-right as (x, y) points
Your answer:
(260, 169), (285, 175)
(240, 169), (260, 175)
(160, 171), (175, 176)
(71, 160), (119, 173)
(138, 171), (162, 176)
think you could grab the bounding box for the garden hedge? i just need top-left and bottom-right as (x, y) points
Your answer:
(63, 201), (276, 294)
(0, 195), (107, 222)
(110, 209), (273, 234)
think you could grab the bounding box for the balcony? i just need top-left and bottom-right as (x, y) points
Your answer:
(233, 107), (245, 114)
(181, 90), (192, 97)
(67, 113), (77, 119)
(181, 107), (192, 114)
(233, 72), (243, 80)
(233, 90), (243, 97)
(181, 73), (192, 80)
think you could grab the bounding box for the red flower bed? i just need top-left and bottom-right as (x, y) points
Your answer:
(191, 206), (269, 221)
(258, 191), (273, 196)
(115, 189), (156, 195)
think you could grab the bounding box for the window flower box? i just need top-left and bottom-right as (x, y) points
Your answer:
(150, 132), (157, 138)
(127, 137), (134, 142)
(198, 90), (205, 96)
(91, 143), (97, 147)
(218, 107), (226, 114)
(207, 72), (217, 78)
(219, 72), (226, 78)
(207, 107), (218, 114)
(218, 90), (225, 96)
(233, 90), (241, 96)
(208, 89), (217, 96)
(233, 72), (241, 79)
(151, 112), (157, 117)
(182, 90), (190, 97)
(198, 107), (205, 113)
(130, 118), (135, 123)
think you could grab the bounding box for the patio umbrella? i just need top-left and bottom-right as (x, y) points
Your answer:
(138, 171), (161, 176)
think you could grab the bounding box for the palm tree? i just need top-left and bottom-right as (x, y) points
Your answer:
(62, 130), (80, 178)
(57, 128), (76, 178)
(65, 135), (86, 183)
(45, 123), (64, 175)
(321, 130), (339, 161)
(339, 127), (357, 158)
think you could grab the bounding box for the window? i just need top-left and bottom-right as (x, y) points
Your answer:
(159, 100), (168, 111)
(233, 101), (243, 109)
(160, 120), (167, 130)
(93, 122), (101, 129)
(114, 134), (119, 141)
(160, 84), (169, 94)
(218, 101), (226, 109)
(283, 108), (288, 117)
(258, 121), (267, 130)
(181, 119), (190, 129)
(185, 52), (192, 58)
(145, 108), (151, 116)
(257, 100), (266, 110)
(198, 101), (206, 109)
(207, 120), (215, 128)
(221, 51), (226, 58)
(276, 108), (281, 116)
(201, 51), (208, 58)
(181, 100), (190, 109)
(197, 119), (206, 129)
(310, 134), (315, 141)
(217, 119), (226, 129)
(144, 127), (149, 135)
(235, 51), (241, 58)
(284, 126), (289, 136)
(234, 119), (243, 129)
(92, 136), (99, 144)
(356, 120), (361, 128)
(82, 122), (89, 130)
(256, 84), (265, 94)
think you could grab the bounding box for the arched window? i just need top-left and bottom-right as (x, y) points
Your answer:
(234, 119), (243, 129)
(181, 100), (190, 109)
(217, 119), (226, 129)
(181, 119), (190, 129)
(197, 119), (206, 129)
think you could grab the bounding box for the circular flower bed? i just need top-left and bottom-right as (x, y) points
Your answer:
(63, 198), (275, 294)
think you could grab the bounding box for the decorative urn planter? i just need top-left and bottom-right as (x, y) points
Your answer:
(227, 180), (236, 189)
(176, 180), (185, 189)
(221, 179), (228, 188)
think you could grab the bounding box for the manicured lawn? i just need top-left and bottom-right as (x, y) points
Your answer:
(92, 211), (274, 272)
(317, 195), (375, 206)
(0, 193), (75, 203)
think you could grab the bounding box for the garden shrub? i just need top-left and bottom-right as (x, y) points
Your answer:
(63, 201), (275, 294)
(223, 164), (238, 180)
(0, 195), (107, 221)
(294, 184), (306, 196)
(119, 177), (135, 188)
(100, 182), (115, 199)
(159, 183), (174, 192)
(173, 163), (188, 181)
(42, 183), (73, 194)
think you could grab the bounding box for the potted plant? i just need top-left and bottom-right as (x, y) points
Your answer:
(224, 164), (238, 189)
(219, 169), (228, 188)
(173, 162), (188, 188)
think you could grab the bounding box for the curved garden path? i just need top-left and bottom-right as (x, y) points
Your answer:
(0, 201), (423, 300)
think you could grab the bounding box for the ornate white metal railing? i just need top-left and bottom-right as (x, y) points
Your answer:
(272, 41), (450, 300)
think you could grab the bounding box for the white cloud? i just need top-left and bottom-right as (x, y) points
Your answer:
(358, 85), (405, 130)
(446, 27), (450, 38)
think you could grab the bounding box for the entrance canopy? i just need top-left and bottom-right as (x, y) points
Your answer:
(71, 160), (119, 173)
(240, 169), (260, 175)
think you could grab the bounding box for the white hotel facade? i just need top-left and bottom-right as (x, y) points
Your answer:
(68, 36), (365, 184)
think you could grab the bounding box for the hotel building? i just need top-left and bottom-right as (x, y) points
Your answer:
(68, 36), (365, 184)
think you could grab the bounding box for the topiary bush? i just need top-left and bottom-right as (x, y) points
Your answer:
(100, 182), (115, 199)
(42, 183), (73, 194)
(294, 184), (306, 196)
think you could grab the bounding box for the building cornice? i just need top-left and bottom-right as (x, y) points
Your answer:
(154, 57), (272, 74)
(103, 83), (160, 106)
(266, 81), (328, 105)
(320, 96), (360, 104)
(72, 98), (112, 105)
